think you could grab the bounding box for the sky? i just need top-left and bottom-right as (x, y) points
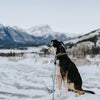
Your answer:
(0, 0), (100, 34)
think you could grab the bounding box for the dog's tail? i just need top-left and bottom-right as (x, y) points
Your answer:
(83, 89), (95, 94)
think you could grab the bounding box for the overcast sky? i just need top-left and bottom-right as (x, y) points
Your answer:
(0, 0), (100, 34)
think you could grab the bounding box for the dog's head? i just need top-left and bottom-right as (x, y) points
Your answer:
(48, 39), (65, 55)
(51, 39), (61, 48)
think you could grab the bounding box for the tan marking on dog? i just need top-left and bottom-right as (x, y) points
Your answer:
(78, 91), (85, 95)
(56, 66), (62, 90)
(70, 83), (85, 95)
(56, 66), (62, 97)
(48, 46), (56, 55)
(48, 47), (52, 52)
(56, 66), (60, 74)
(67, 79), (70, 83)
(62, 74), (68, 98)
(63, 74), (67, 81)
(58, 75), (62, 90)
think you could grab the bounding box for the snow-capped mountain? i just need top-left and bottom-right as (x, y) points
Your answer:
(27, 25), (53, 37)
(27, 24), (78, 39)
(65, 28), (100, 46)
(26, 24), (74, 43)
(0, 24), (36, 47)
(65, 28), (100, 57)
(0, 24), (74, 47)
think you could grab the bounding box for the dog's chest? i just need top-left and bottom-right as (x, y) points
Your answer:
(56, 60), (68, 77)
(56, 60), (60, 66)
(56, 60), (61, 76)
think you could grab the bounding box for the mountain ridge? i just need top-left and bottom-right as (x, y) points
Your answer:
(0, 24), (74, 47)
(65, 28), (100, 56)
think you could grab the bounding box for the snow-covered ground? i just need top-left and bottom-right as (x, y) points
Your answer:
(0, 48), (100, 100)
(0, 46), (48, 53)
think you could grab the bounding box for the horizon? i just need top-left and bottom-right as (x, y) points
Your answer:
(0, 0), (100, 34)
(0, 23), (99, 35)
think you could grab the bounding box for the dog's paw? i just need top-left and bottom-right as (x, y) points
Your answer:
(75, 93), (79, 97)
(56, 90), (61, 97)
(62, 94), (67, 98)
(56, 93), (61, 97)
(56, 92), (61, 97)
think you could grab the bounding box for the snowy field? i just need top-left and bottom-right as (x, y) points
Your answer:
(0, 48), (100, 100)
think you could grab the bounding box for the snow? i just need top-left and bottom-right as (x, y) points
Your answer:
(26, 24), (80, 39)
(0, 46), (48, 53)
(13, 26), (26, 33)
(27, 24), (54, 37)
(74, 41), (94, 49)
(64, 29), (100, 44)
(0, 24), (4, 28)
(0, 48), (100, 100)
(96, 39), (100, 47)
(86, 55), (100, 63)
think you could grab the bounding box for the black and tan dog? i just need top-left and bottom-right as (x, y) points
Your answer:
(49, 39), (94, 97)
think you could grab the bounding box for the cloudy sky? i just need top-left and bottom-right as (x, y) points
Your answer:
(0, 0), (100, 34)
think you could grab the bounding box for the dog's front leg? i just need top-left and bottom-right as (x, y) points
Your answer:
(57, 75), (62, 97)
(56, 66), (62, 97)
(62, 75), (67, 98)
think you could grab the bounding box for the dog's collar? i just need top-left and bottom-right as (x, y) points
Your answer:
(54, 53), (66, 65)
(55, 53), (66, 58)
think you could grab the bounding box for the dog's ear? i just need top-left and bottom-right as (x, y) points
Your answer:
(51, 40), (53, 42)
(60, 42), (65, 48)
(51, 39), (58, 43)
(51, 39), (60, 47)
(60, 42), (65, 45)
(51, 39), (59, 45)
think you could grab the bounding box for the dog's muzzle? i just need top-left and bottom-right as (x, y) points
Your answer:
(49, 46), (56, 52)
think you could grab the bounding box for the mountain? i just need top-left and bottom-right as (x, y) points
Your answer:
(0, 24), (36, 47)
(27, 25), (53, 37)
(1, 24), (100, 48)
(65, 28), (100, 56)
(65, 28), (100, 47)
(0, 24), (75, 47)
(27, 24), (80, 38)
(26, 24), (73, 41)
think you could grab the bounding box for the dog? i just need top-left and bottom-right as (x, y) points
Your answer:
(49, 39), (95, 98)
